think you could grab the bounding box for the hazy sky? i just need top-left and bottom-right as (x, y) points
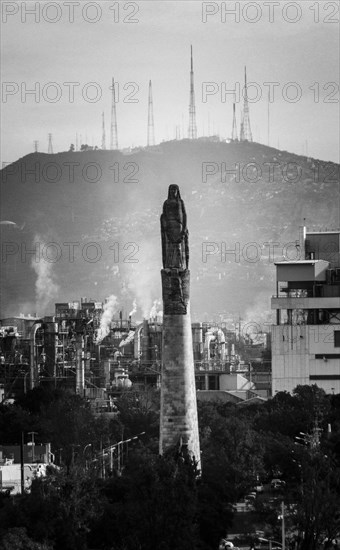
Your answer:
(1, 0), (339, 163)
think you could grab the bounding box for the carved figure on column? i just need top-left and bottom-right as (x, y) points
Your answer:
(160, 185), (190, 315)
(161, 185), (189, 271)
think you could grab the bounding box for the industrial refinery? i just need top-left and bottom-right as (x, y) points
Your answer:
(0, 298), (271, 411)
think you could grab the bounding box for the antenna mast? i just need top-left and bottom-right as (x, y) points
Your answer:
(48, 133), (53, 154)
(110, 78), (118, 150)
(188, 45), (197, 139)
(240, 66), (253, 142)
(102, 112), (106, 150)
(231, 103), (238, 141)
(147, 80), (155, 146)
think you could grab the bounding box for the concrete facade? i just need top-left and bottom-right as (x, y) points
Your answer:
(159, 309), (201, 466)
(272, 324), (340, 394)
(271, 228), (340, 395)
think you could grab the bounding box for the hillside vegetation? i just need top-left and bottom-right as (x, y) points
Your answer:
(1, 140), (339, 323)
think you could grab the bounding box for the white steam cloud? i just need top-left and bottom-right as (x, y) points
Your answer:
(129, 299), (137, 318)
(31, 234), (59, 316)
(242, 291), (273, 343)
(96, 294), (118, 344)
(125, 237), (160, 319)
(149, 299), (162, 320)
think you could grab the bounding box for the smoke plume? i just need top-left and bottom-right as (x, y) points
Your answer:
(125, 236), (161, 319)
(149, 299), (162, 320)
(129, 299), (137, 318)
(31, 234), (59, 316)
(96, 294), (118, 344)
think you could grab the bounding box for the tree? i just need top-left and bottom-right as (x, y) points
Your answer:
(88, 448), (199, 550)
(0, 467), (102, 550)
(291, 449), (340, 550)
(16, 388), (111, 466)
(0, 527), (52, 550)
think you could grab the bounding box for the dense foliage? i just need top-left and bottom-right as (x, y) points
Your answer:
(0, 385), (340, 549)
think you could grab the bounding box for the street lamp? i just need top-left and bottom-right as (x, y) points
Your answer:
(83, 443), (92, 470)
(83, 443), (92, 455)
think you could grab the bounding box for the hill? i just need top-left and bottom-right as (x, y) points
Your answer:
(1, 140), (339, 329)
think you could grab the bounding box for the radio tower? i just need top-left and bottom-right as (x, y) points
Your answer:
(240, 109), (244, 141)
(110, 78), (118, 150)
(188, 45), (197, 139)
(240, 66), (253, 142)
(33, 140), (39, 153)
(147, 80), (155, 147)
(101, 112), (106, 150)
(48, 133), (53, 154)
(231, 103), (238, 141)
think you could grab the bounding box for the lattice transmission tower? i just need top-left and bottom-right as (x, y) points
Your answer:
(147, 80), (155, 147)
(48, 134), (53, 154)
(240, 66), (253, 142)
(102, 112), (106, 150)
(110, 77), (118, 150)
(188, 45), (197, 139)
(231, 103), (238, 141)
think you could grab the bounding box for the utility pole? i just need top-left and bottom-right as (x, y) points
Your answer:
(20, 432), (25, 494)
(188, 45), (197, 139)
(110, 77), (118, 150)
(147, 79), (155, 146)
(281, 500), (285, 550)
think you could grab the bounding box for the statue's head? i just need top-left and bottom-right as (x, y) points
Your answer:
(168, 184), (181, 200)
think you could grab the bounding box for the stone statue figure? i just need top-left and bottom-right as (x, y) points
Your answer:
(160, 184), (189, 270)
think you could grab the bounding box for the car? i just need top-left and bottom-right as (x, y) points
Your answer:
(218, 540), (238, 549)
(270, 478), (286, 490)
(245, 494), (256, 508)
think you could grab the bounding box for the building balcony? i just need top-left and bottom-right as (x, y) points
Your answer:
(271, 296), (340, 310)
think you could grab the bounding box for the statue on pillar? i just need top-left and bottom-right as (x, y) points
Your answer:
(161, 184), (189, 271)
(160, 185), (190, 315)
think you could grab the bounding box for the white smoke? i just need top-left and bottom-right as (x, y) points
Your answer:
(149, 299), (162, 320)
(242, 291), (273, 343)
(125, 236), (161, 319)
(96, 294), (118, 344)
(129, 299), (137, 318)
(31, 234), (59, 316)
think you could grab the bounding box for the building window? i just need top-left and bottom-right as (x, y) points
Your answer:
(334, 331), (340, 347)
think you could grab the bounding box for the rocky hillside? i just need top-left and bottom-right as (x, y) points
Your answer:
(1, 140), (339, 327)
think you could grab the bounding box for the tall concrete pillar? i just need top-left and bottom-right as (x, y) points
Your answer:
(76, 334), (85, 394)
(159, 185), (200, 468)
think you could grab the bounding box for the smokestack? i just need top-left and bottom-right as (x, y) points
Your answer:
(76, 334), (85, 395)
(142, 319), (149, 362)
(299, 225), (306, 260)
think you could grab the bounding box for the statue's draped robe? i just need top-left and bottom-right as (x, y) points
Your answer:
(161, 185), (189, 270)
